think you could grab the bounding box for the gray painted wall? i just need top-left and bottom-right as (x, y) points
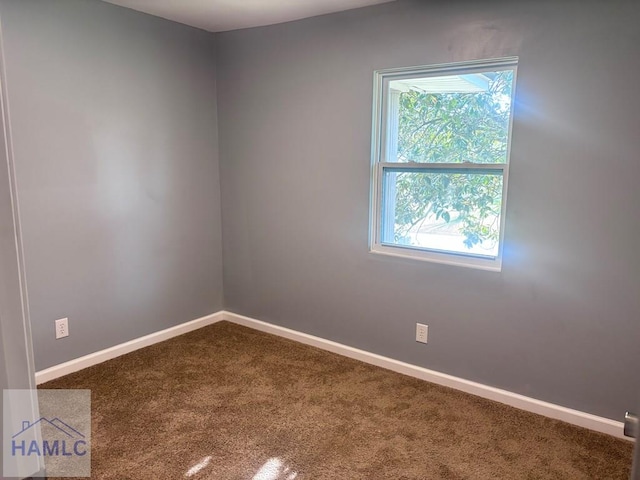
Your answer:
(0, 0), (223, 371)
(0, 0), (637, 424)
(217, 0), (640, 420)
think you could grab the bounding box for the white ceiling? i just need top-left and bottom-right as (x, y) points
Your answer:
(103, 0), (396, 33)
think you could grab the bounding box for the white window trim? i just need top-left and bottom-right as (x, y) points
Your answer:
(369, 57), (518, 272)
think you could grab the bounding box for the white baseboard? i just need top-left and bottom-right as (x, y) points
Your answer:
(35, 309), (630, 441)
(35, 311), (224, 384)
(223, 311), (630, 441)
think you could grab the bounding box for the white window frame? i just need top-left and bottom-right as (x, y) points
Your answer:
(369, 57), (518, 271)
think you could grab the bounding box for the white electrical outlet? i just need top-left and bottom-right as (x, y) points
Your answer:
(55, 318), (69, 339)
(416, 323), (428, 344)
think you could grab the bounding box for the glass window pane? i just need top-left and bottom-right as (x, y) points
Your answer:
(388, 69), (514, 164)
(381, 170), (504, 257)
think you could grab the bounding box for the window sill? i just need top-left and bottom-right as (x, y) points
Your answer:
(370, 244), (502, 272)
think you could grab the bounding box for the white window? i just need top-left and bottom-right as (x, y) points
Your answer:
(369, 58), (518, 271)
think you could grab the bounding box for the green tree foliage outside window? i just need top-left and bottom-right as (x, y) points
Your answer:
(393, 71), (514, 249)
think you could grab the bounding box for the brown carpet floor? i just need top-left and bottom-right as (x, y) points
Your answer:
(42, 321), (633, 479)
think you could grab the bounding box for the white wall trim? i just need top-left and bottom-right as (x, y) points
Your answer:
(35, 311), (224, 384)
(36, 309), (630, 441)
(223, 311), (630, 441)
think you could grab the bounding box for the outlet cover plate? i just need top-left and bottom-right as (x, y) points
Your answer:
(55, 317), (69, 339)
(416, 323), (428, 344)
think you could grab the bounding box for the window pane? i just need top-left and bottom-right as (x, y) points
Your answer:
(381, 170), (504, 257)
(388, 69), (514, 164)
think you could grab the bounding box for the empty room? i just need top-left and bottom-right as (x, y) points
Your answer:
(0, 0), (638, 478)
